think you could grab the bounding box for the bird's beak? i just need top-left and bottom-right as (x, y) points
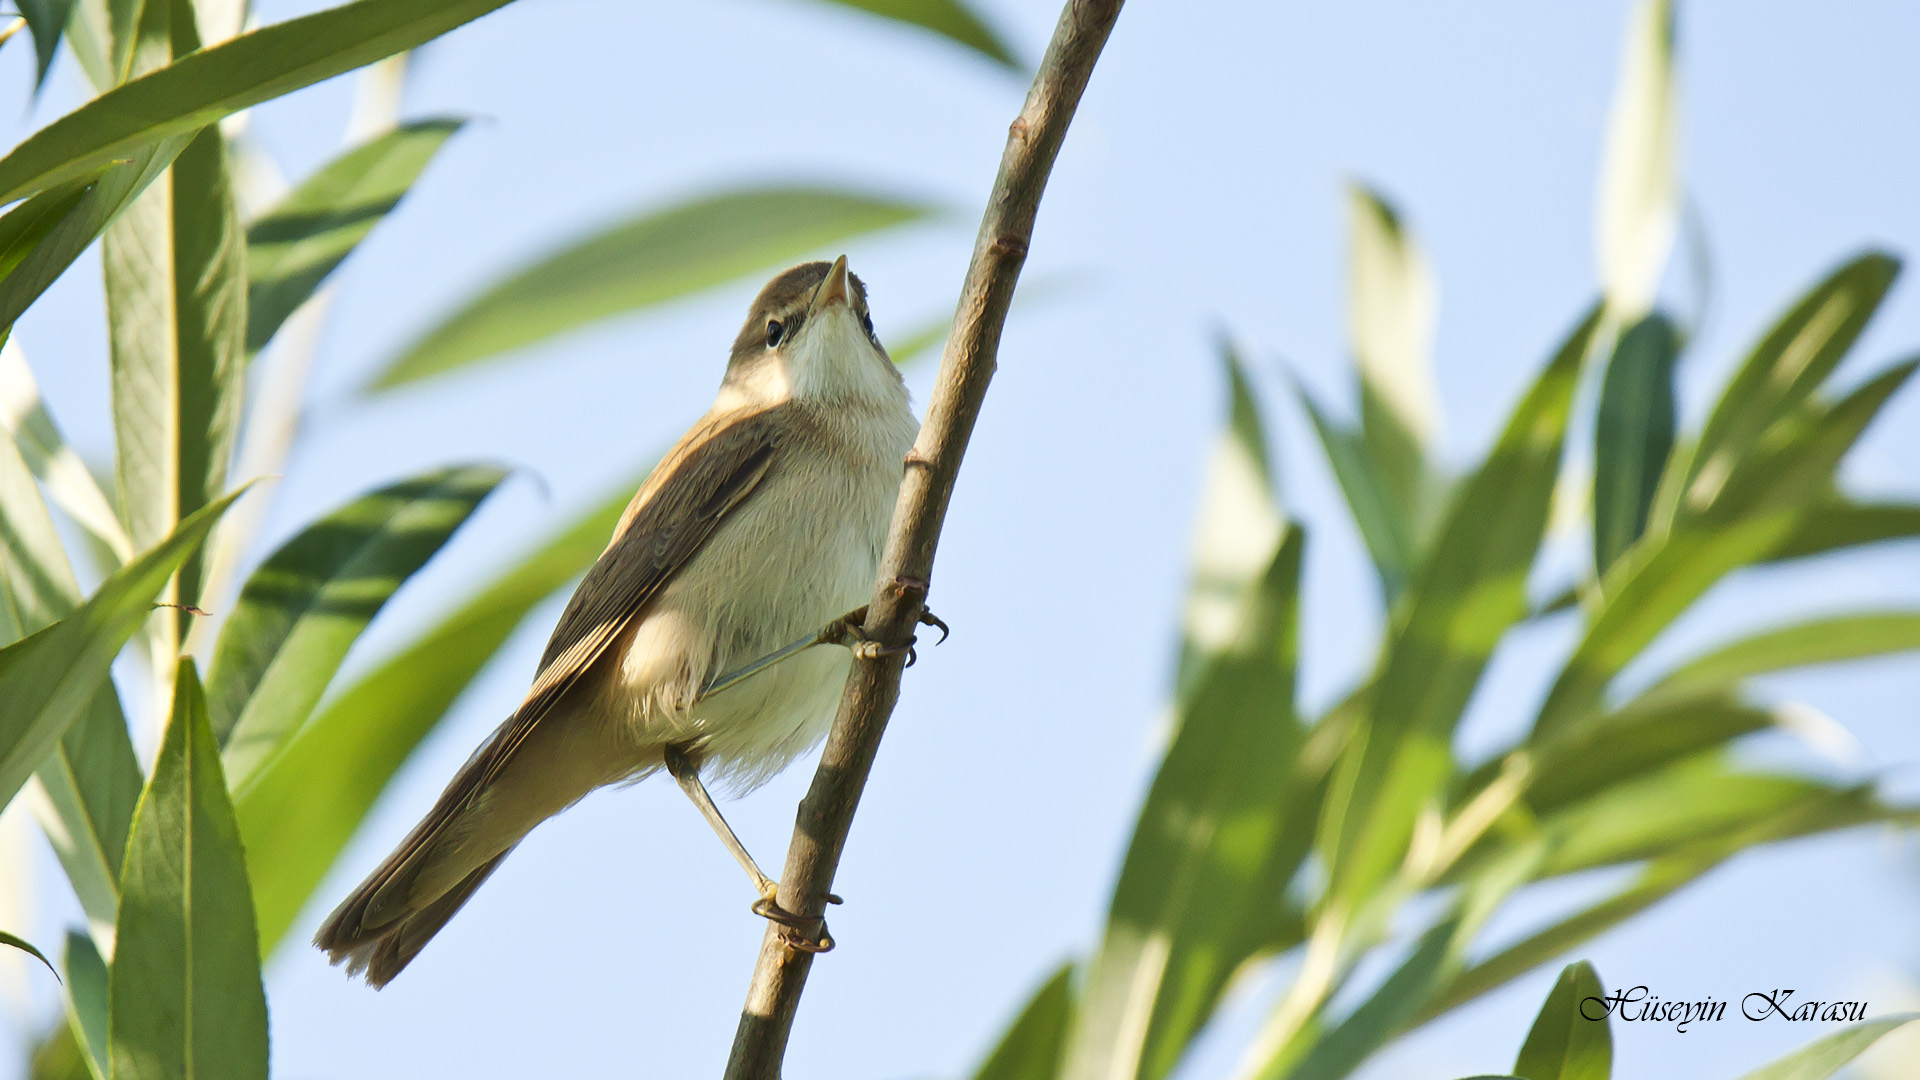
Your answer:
(808, 255), (851, 317)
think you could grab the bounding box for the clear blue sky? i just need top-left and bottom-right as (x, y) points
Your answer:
(4, 1), (1919, 1077)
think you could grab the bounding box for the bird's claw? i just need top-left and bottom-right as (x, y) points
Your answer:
(750, 890), (836, 954)
(819, 602), (949, 666)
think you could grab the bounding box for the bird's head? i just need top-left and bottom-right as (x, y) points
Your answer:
(723, 256), (902, 408)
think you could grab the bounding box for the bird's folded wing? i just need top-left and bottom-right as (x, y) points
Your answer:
(476, 404), (789, 788)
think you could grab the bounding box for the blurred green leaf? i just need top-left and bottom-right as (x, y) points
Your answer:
(236, 476), (632, 949)
(0, 0), (521, 205)
(1769, 500), (1920, 563)
(1068, 527), (1304, 1080)
(0, 928), (57, 978)
(1733, 1015), (1920, 1080)
(1176, 343), (1284, 699)
(18, 0), (74, 91)
(1593, 312), (1678, 574)
(0, 483), (244, 816)
(246, 118), (464, 355)
(1348, 184), (1442, 569)
(106, 117), (246, 674)
(63, 931), (108, 1080)
(0, 425), (142, 946)
(1532, 507), (1802, 740)
(30, 1023), (94, 1080)
(1673, 252), (1898, 521)
(1595, 0), (1679, 318)
(0, 340), (133, 563)
(1514, 961), (1610, 1080)
(109, 660), (267, 1080)
(1645, 612), (1920, 702)
(1322, 305), (1596, 907)
(973, 963), (1075, 1080)
(207, 464), (506, 789)
(799, 0), (1020, 70)
(1284, 918), (1465, 1080)
(371, 187), (934, 390)
(1295, 376), (1413, 605)
(1520, 691), (1773, 817)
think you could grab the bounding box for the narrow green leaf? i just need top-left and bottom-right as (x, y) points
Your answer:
(1733, 1015), (1920, 1080)
(1769, 501), (1920, 563)
(972, 963), (1075, 1080)
(109, 660), (267, 1080)
(1294, 375), (1413, 605)
(0, 928), (57, 978)
(1593, 312), (1678, 574)
(0, 424), (142, 945)
(28, 1024), (96, 1080)
(1513, 962), (1611, 1080)
(207, 464), (507, 788)
(0, 483), (245, 811)
(1595, 0), (1679, 318)
(18, 0), (75, 91)
(1177, 342), (1284, 699)
(1646, 612), (1920, 702)
(371, 187), (933, 389)
(1348, 184), (1442, 561)
(1677, 252), (1898, 519)
(1323, 305), (1596, 906)
(106, 118), (246, 680)
(0, 0), (520, 205)
(1067, 528), (1304, 1080)
(235, 477), (632, 949)
(1521, 691), (1772, 817)
(1283, 918), (1463, 1080)
(63, 931), (108, 1080)
(0, 140), (187, 336)
(799, 0), (1020, 70)
(246, 118), (464, 354)
(0, 340), (134, 563)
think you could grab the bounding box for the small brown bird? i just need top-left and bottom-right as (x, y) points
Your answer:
(316, 257), (921, 986)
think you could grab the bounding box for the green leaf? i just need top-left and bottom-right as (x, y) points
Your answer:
(1733, 1015), (1920, 1080)
(1645, 612), (1920, 702)
(0, 0), (520, 205)
(18, 0), (76, 91)
(800, 0), (1019, 69)
(0, 341), (134, 563)
(0, 141), (187, 336)
(0, 928), (57, 978)
(105, 119), (246, 675)
(371, 187), (933, 389)
(972, 963), (1075, 1080)
(0, 483), (245, 812)
(0, 423), (142, 945)
(1177, 342), (1284, 698)
(1595, 0), (1679, 318)
(1520, 691), (1773, 817)
(246, 118), (464, 355)
(235, 477), (631, 949)
(1348, 184), (1442, 563)
(63, 931), (109, 1080)
(1067, 528), (1304, 1080)
(207, 465), (505, 787)
(1514, 962), (1611, 1080)
(109, 660), (267, 1080)
(1295, 375), (1414, 606)
(1283, 918), (1464, 1080)
(1675, 252), (1898, 520)
(1322, 305), (1596, 907)
(1593, 311), (1679, 574)
(1532, 508), (1803, 739)
(29, 1024), (96, 1080)
(1769, 500), (1920, 563)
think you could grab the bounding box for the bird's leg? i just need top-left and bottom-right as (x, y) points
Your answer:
(697, 595), (950, 700)
(662, 743), (836, 952)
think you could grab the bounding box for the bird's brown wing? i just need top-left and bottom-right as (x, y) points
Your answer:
(482, 402), (788, 784)
(336, 404), (787, 933)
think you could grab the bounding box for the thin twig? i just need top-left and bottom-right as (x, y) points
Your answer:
(721, 1), (1125, 1075)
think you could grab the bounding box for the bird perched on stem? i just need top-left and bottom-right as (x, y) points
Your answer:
(316, 256), (936, 986)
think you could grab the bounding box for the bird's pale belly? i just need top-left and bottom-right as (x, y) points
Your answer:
(598, 455), (897, 790)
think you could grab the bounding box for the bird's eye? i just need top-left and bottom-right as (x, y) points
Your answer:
(860, 311), (874, 336)
(765, 320), (784, 348)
